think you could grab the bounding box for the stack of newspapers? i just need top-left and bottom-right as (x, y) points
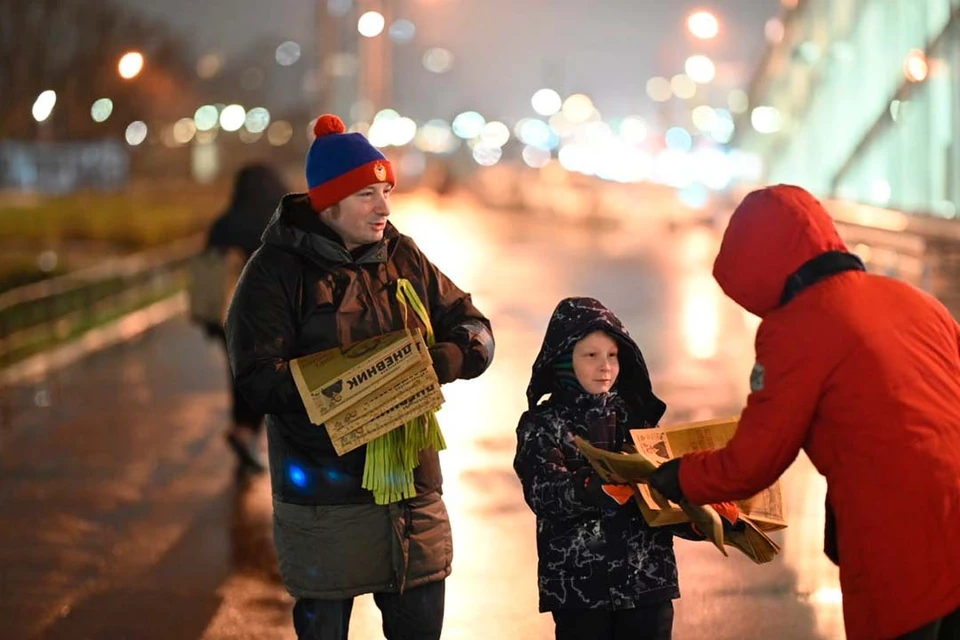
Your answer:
(575, 416), (786, 565)
(290, 328), (445, 456)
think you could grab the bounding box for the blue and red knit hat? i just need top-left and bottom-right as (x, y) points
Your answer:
(305, 114), (396, 212)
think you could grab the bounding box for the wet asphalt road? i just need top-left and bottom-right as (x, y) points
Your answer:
(0, 192), (845, 639)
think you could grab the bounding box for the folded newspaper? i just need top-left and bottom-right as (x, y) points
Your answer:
(574, 417), (786, 564)
(629, 417), (786, 532)
(573, 436), (727, 557)
(289, 328), (444, 456)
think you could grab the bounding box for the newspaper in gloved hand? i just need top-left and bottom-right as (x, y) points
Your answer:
(573, 436), (727, 556)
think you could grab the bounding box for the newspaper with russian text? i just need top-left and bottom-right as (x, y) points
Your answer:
(630, 417), (786, 531)
(290, 328), (444, 455)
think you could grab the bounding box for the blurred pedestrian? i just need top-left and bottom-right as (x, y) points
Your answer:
(648, 185), (960, 640)
(514, 297), (713, 640)
(225, 114), (495, 639)
(196, 163), (289, 475)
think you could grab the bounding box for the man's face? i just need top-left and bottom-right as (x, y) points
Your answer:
(323, 182), (392, 249)
(572, 330), (620, 395)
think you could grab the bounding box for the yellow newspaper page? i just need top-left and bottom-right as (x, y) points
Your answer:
(330, 382), (445, 455)
(324, 364), (442, 453)
(573, 436), (658, 483)
(290, 329), (421, 426)
(633, 418), (787, 530)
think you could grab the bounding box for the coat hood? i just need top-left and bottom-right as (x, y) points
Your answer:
(713, 184), (849, 318)
(526, 297), (666, 426)
(207, 164), (289, 257)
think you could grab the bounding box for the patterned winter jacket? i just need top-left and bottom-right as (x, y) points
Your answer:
(514, 297), (686, 612)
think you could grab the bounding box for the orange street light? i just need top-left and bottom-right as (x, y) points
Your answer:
(904, 49), (928, 83)
(118, 51), (144, 79)
(687, 10), (719, 40)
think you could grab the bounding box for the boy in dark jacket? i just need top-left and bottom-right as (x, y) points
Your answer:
(514, 297), (697, 640)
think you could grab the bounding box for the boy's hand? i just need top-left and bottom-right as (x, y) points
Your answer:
(575, 469), (632, 508)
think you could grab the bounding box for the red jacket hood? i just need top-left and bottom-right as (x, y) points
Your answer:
(713, 185), (849, 318)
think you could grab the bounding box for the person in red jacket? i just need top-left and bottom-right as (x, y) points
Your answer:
(649, 185), (960, 640)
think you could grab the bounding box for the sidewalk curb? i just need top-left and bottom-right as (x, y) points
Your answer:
(0, 291), (188, 388)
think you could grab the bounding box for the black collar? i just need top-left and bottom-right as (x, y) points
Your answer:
(780, 251), (866, 306)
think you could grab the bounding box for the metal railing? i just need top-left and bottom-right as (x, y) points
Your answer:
(0, 234), (204, 372)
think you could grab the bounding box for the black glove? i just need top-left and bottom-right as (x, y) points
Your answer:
(648, 458), (685, 504)
(428, 342), (464, 384)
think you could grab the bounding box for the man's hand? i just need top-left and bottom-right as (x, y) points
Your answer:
(648, 458), (684, 504)
(692, 501), (742, 537)
(428, 342), (464, 384)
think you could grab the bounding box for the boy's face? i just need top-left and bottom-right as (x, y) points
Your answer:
(572, 330), (619, 394)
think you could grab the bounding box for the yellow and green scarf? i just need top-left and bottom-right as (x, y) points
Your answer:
(361, 279), (446, 505)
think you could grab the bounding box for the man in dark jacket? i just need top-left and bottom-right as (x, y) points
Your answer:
(225, 114), (494, 640)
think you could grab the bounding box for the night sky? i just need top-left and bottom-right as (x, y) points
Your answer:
(121, 0), (783, 122)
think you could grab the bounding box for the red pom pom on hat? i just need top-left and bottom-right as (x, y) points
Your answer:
(313, 114), (346, 138)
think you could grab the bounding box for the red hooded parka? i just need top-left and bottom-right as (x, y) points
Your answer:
(679, 185), (960, 639)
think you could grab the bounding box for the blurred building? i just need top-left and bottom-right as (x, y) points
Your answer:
(733, 1), (960, 219)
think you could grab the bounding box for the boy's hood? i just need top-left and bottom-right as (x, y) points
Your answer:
(526, 297), (665, 425)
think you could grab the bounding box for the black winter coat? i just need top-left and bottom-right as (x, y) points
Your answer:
(514, 297), (687, 612)
(226, 194), (495, 505)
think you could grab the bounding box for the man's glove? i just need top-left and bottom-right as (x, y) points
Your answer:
(428, 342), (464, 384)
(574, 468), (632, 508)
(648, 458), (685, 504)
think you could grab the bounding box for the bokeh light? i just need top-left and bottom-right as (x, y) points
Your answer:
(561, 93), (595, 124)
(267, 121), (294, 146)
(522, 145), (552, 168)
(618, 116), (648, 144)
(472, 144), (502, 166)
(358, 11), (385, 38)
(685, 55), (716, 84)
(196, 53), (223, 79)
(276, 41), (301, 66)
(245, 107), (271, 133)
(219, 104), (247, 132)
(91, 98), (113, 123)
(389, 19), (416, 43)
(904, 50), (928, 83)
(118, 52), (144, 79)
(646, 77), (672, 102)
(751, 106), (782, 133)
(173, 118), (197, 144)
(452, 111), (485, 139)
(423, 48), (454, 73)
(125, 121), (148, 146)
(531, 89), (562, 116)
(480, 121), (511, 148)
(687, 10), (719, 40)
(32, 90), (56, 122)
(671, 74), (697, 99)
(194, 105), (219, 131)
